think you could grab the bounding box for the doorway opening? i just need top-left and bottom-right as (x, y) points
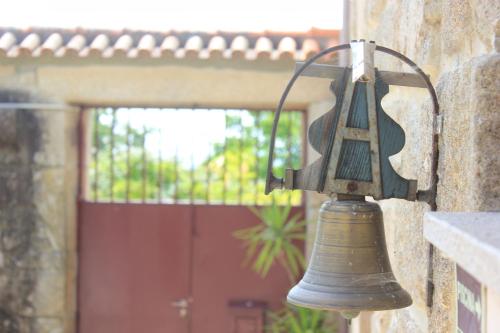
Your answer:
(78, 107), (306, 333)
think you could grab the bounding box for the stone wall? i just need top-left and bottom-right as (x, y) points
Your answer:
(0, 91), (79, 333)
(344, 0), (500, 332)
(0, 56), (332, 333)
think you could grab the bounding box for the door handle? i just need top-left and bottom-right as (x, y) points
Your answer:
(171, 298), (192, 318)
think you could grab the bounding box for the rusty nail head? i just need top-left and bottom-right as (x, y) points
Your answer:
(347, 182), (358, 192)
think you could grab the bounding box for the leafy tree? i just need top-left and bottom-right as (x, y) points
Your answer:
(89, 108), (303, 205)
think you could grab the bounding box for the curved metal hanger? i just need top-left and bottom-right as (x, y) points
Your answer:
(265, 43), (440, 207)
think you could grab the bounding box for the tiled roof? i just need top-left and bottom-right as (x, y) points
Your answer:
(0, 27), (339, 61)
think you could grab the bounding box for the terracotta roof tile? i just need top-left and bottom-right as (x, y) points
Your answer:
(113, 34), (133, 57)
(137, 34), (156, 57)
(88, 33), (109, 57)
(160, 35), (180, 57)
(255, 36), (273, 60)
(207, 36), (226, 58)
(39, 32), (63, 56)
(19, 33), (40, 56)
(301, 38), (320, 59)
(0, 27), (339, 62)
(61, 34), (86, 57)
(0, 32), (16, 56)
(184, 35), (203, 59)
(230, 35), (249, 59)
(277, 37), (296, 60)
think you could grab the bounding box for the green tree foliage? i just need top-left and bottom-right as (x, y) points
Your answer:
(268, 306), (333, 333)
(89, 108), (303, 205)
(90, 109), (182, 201)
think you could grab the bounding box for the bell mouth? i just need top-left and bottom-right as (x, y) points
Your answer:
(286, 279), (413, 312)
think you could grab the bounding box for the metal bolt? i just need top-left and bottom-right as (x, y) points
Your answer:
(347, 182), (358, 192)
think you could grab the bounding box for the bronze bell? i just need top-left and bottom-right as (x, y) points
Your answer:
(287, 198), (412, 319)
(265, 41), (439, 317)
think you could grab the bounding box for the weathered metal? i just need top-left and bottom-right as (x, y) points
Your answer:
(265, 41), (439, 203)
(265, 40), (440, 318)
(93, 109), (100, 201)
(88, 107), (304, 205)
(295, 62), (428, 88)
(125, 118), (132, 202)
(141, 125), (147, 202)
(351, 40), (376, 82)
(287, 199), (412, 318)
(110, 109), (116, 201)
(158, 129), (164, 203)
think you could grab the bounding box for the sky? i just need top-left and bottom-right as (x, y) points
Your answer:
(0, 0), (343, 32)
(104, 108), (236, 167)
(102, 108), (292, 169)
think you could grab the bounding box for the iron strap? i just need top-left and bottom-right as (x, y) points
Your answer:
(265, 43), (440, 208)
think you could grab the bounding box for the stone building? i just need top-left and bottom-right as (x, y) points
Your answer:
(0, 27), (338, 332)
(0, 0), (499, 331)
(340, 0), (499, 332)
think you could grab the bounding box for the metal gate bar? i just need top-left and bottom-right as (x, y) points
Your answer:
(85, 107), (304, 206)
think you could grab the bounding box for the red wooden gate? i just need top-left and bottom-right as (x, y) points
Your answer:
(78, 202), (303, 333)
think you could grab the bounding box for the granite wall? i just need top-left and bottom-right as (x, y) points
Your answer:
(0, 91), (79, 333)
(341, 0), (500, 332)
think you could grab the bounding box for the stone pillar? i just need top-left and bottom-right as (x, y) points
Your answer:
(0, 90), (79, 333)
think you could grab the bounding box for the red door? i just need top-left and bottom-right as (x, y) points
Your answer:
(79, 203), (193, 333)
(78, 202), (303, 333)
(191, 205), (297, 332)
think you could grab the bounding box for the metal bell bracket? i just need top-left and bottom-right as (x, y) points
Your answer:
(265, 40), (439, 205)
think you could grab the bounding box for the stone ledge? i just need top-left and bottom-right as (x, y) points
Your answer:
(424, 212), (500, 293)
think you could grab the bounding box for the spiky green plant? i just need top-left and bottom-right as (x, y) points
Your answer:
(234, 201), (337, 333)
(233, 201), (306, 282)
(267, 305), (335, 333)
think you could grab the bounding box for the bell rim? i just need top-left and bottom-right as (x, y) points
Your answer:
(286, 294), (413, 312)
(286, 284), (413, 312)
(287, 298), (413, 312)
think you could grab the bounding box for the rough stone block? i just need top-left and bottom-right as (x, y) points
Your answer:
(32, 110), (66, 167)
(0, 205), (65, 270)
(441, 0), (473, 55)
(0, 110), (17, 148)
(31, 269), (65, 317)
(0, 171), (19, 207)
(0, 308), (20, 333)
(33, 168), (66, 251)
(36, 251), (66, 271)
(64, 251), (78, 326)
(0, 268), (36, 317)
(370, 310), (394, 333)
(0, 169), (33, 207)
(32, 317), (64, 333)
(471, 54), (500, 210)
(436, 54), (500, 211)
(473, 1), (500, 50)
(1, 208), (37, 268)
(14, 110), (42, 165)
